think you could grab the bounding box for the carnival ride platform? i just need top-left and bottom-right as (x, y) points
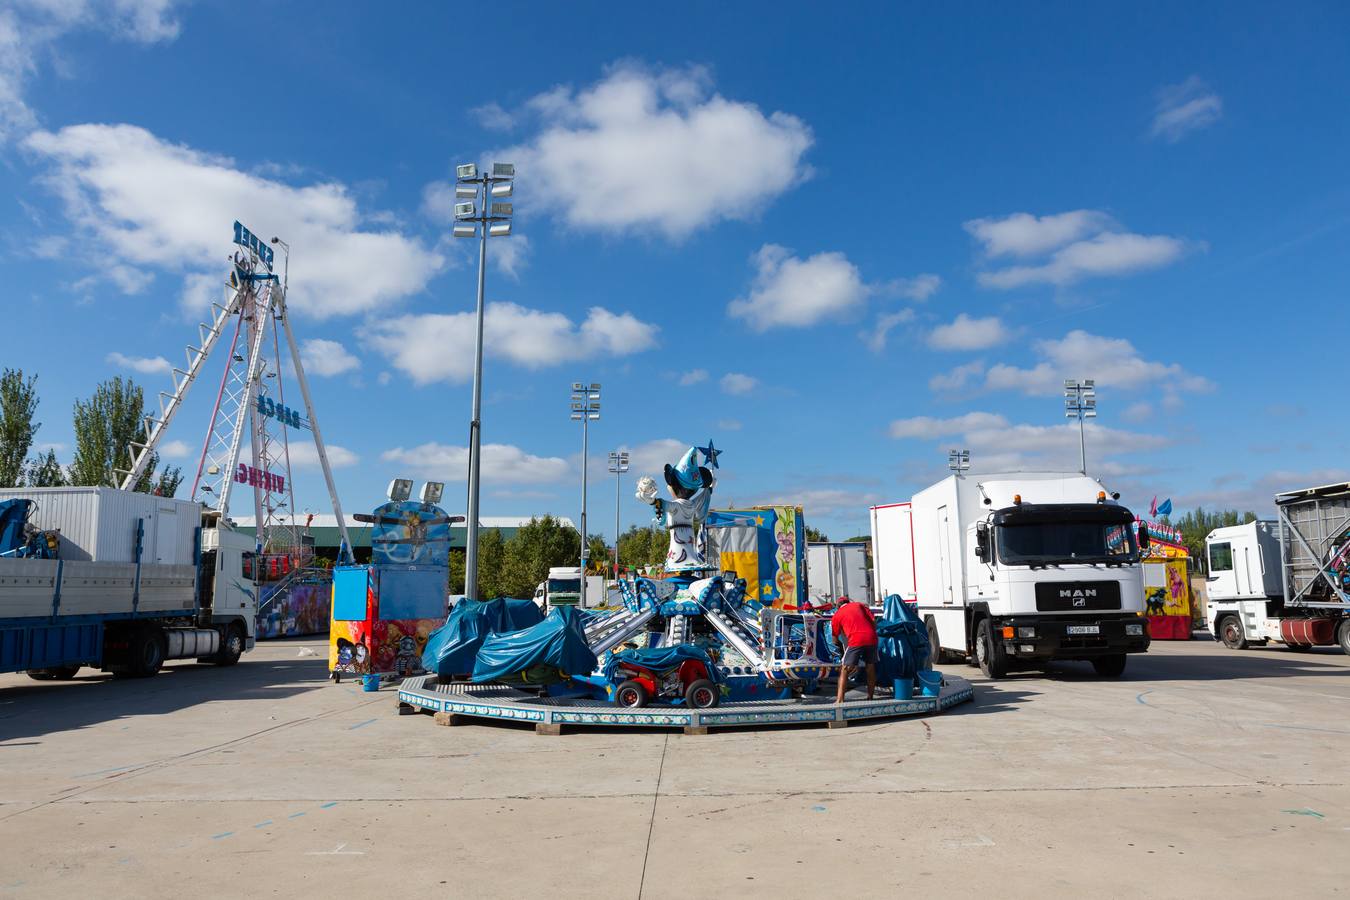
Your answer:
(396, 673), (975, 734)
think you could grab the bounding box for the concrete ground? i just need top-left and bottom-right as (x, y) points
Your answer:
(1, 638), (1346, 899)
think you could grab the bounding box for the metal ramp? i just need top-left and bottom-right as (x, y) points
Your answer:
(590, 606), (658, 656)
(705, 607), (765, 669)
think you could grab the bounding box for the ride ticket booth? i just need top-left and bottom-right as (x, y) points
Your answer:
(1137, 519), (1192, 640)
(329, 479), (460, 680)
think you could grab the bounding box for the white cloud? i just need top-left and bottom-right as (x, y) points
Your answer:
(364, 301), (658, 385)
(890, 412), (1010, 440)
(23, 124), (445, 317)
(471, 101), (516, 131)
(717, 419), (742, 431)
(300, 338), (360, 377)
(489, 234), (530, 280)
(1121, 401), (1154, 423)
(966, 211), (1192, 289)
(287, 442), (359, 469)
(965, 210), (1112, 258)
(1150, 76), (1222, 143)
(984, 330), (1213, 396)
(753, 487), (883, 518)
(728, 244), (868, 331)
(927, 314), (1011, 351)
(381, 442), (567, 484)
(419, 180), (458, 223)
(929, 360), (986, 394)
(1176, 468), (1350, 516)
(106, 351), (170, 374)
(159, 438), (191, 459)
(720, 372), (758, 395)
(498, 62), (812, 239)
(616, 438), (689, 479)
(678, 369), (709, 386)
(376, 371), (392, 386)
(882, 273), (942, 301)
(0, 0), (185, 142)
(862, 308), (915, 353)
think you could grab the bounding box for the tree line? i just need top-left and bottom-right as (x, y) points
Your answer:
(0, 368), (181, 495)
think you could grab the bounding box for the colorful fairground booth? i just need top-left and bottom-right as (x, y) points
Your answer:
(1135, 517), (1192, 640)
(328, 479), (462, 681)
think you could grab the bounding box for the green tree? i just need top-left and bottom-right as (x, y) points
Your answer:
(448, 548), (466, 595)
(0, 368), (40, 487)
(68, 376), (181, 494)
(448, 529), (507, 598)
(499, 515), (582, 598)
(618, 524), (668, 571)
(805, 525), (830, 542)
(843, 534), (870, 543)
(587, 532), (610, 574)
(24, 449), (65, 487)
(1171, 507), (1258, 565)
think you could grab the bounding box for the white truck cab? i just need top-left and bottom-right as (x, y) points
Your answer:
(533, 567), (608, 610)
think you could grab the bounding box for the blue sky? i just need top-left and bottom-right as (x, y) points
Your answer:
(2, 1), (1348, 540)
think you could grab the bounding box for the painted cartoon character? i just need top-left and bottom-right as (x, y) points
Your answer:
(336, 637), (370, 673)
(1167, 565), (1186, 601)
(1145, 587), (1167, 616)
(394, 634), (420, 676)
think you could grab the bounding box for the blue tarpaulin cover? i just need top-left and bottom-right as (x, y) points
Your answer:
(471, 606), (599, 683)
(421, 598), (545, 677)
(605, 644), (722, 683)
(876, 594), (931, 681)
(0, 500), (33, 557)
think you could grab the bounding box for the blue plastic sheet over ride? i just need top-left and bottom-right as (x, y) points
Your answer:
(0, 499), (33, 557)
(421, 598), (544, 677)
(605, 644), (722, 683)
(471, 606), (598, 683)
(876, 593), (931, 681)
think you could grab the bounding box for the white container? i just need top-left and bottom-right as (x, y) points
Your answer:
(0, 487), (200, 566)
(806, 541), (872, 606)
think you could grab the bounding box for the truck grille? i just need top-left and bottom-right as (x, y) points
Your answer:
(1034, 581), (1121, 612)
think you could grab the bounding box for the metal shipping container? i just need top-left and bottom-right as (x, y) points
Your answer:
(0, 487), (199, 566)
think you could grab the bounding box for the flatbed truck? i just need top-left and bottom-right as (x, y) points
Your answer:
(0, 487), (258, 680)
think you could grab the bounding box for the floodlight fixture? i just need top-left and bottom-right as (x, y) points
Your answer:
(420, 481), (445, 505)
(491, 202), (513, 217)
(488, 222), (512, 237)
(454, 201), (476, 219)
(456, 163), (478, 180)
(948, 448), (971, 473)
(452, 224), (477, 238)
(387, 478), (413, 502)
(455, 184), (478, 200)
(1062, 378), (1098, 474)
(492, 162), (515, 178)
(572, 382), (584, 390)
(490, 182), (513, 198)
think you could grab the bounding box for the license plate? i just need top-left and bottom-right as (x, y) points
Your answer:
(1066, 624), (1100, 635)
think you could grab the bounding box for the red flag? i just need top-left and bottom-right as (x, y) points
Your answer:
(1149, 495), (1158, 517)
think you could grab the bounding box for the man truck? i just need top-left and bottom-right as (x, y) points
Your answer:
(871, 472), (1150, 679)
(1205, 481), (1350, 655)
(0, 486), (257, 680)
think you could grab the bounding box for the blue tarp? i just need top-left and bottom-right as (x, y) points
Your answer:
(421, 598), (545, 678)
(471, 606), (599, 683)
(876, 593), (931, 681)
(0, 500), (32, 557)
(605, 644), (722, 683)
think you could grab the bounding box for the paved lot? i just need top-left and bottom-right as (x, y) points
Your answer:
(1, 637), (1346, 899)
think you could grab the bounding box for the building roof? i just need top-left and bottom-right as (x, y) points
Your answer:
(230, 514), (576, 551)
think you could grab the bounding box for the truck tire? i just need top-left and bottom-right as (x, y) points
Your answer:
(1217, 615), (1248, 650)
(211, 624), (244, 667)
(1338, 620), (1350, 657)
(1091, 654), (1127, 677)
(925, 618), (952, 665)
(974, 618), (1008, 679)
(123, 627), (165, 678)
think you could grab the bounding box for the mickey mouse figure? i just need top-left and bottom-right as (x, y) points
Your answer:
(636, 442), (720, 573)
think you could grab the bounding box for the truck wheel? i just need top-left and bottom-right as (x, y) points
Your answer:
(925, 618), (951, 665)
(1338, 620), (1350, 657)
(1218, 615), (1248, 650)
(126, 627), (165, 678)
(212, 625), (244, 667)
(684, 679), (719, 709)
(614, 680), (649, 708)
(1091, 654), (1127, 677)
(974, 619), (1008, 679)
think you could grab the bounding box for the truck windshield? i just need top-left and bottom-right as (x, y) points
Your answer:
(997, 522), (1138, 565)
(547, 578), (581, 593)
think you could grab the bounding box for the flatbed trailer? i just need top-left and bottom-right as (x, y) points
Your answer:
(0, 487), (257, 679)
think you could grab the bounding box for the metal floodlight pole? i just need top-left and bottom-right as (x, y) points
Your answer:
(455, 162), (513, 601)
(571, 383), (600, 606)
(1064, 378), (1095, 475)
(608, 451), (629, 576)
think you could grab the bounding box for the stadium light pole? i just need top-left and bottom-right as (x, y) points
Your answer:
(1064, 378), (1097, 475)
(608, 450), (629, 576)
(571, 383), (601, 606)
(452, 162), (514, 601)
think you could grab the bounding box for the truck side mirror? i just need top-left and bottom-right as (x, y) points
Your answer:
(1138, 524), (1150, 550)
(975, 523), (991, 562)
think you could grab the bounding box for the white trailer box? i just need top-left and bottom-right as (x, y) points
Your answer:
(0, 487), (199, 565)
(806, 542), (871, 607)
(871, 472), (1149, 679)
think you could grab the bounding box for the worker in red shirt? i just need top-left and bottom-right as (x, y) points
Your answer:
(831, 596), (878, 703)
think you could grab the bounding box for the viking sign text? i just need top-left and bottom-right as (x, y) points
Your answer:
(233, 220), (275, 271)
(235, 463), (284, 493)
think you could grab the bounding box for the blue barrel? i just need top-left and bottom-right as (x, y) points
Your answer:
(916, 669), (942, 697)
(362, 674), (380, 692)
